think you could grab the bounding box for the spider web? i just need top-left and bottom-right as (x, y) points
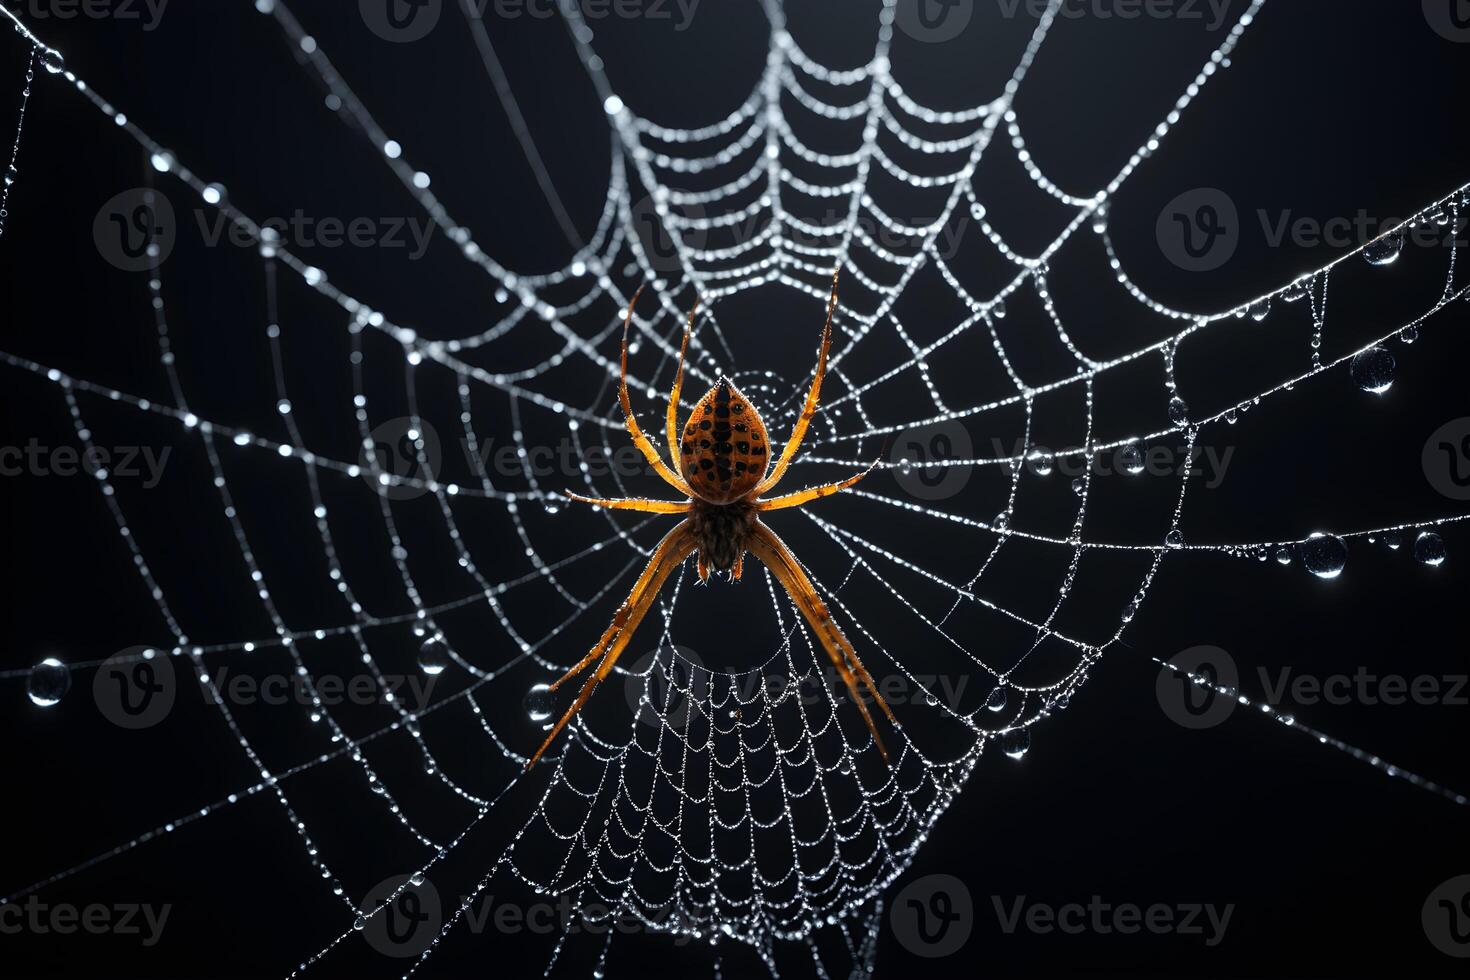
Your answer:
(2, 0), (1468, 976)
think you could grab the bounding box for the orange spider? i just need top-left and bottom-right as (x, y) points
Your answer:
(526, 270), (897, 769)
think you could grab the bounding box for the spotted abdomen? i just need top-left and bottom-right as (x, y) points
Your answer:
(679, 378), (769, 504)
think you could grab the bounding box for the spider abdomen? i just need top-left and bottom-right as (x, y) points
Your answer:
(679, 378), (769, 505)
(689, 498), (757, 573)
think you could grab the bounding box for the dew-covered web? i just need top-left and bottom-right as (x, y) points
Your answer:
(2, 0), (1468, 976)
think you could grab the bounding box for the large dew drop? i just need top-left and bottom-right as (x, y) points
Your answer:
(1363, 230), (1405, 267)
(28, 658), (70, 707)
(1413, 531), (1447, 567)
(524, 683), (555, 726)
(1120, 441), (1145, 475)
(1167, 396), (1189, 426)
(1349, 346), (1395, 394)
(985, 685), (1007, 713)
(999, 728), (1031, 760)
(1299, 533), (1347, 579)
(417, 637), (449, 675)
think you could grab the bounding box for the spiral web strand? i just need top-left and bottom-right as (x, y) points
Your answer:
(2, 0), (1467, 976)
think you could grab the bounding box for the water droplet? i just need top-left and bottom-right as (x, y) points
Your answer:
(353, 915), (366, 932)
(524, 683), (554, 725)
(1383, 531), (1402, 551)
(542, 497), (562, 516)
(417, 637), (449, 675)
(991, 299), (1007, 320)
(1121, 602), (1137, 623)
(1413, 531), (1446, 567)
(985, 686), (1007, 712)
(28, 657), (70, 706)
(1165, 529), (1185, 549)
(1273, 545), (1292, 566)
(1224, 407), (1238, 425)
(1364, 230), (1405, 267)
(1299, 533), (1347, 580)
(1000, 728), (1031, 760)
(1071, 477), (1085, 496)
(1120, 441), (1145, 475)
(1282, 278), (1309, 303)
(1026, 449), (1053, 477)
(1247, 297), (1272, 322)
(1399, 325), (1419, 345)
(1168, 396), (1189, 426)
(409, 871), (426, 887)
(39, 48), (64, 75)
(1349, 346), (1395, 394)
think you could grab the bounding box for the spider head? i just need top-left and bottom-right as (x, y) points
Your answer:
(677, 376), (769, 504)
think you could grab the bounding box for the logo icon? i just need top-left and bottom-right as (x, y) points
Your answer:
(359, 418), (442, 500)
(94, 645), (177, 729)
(1156, 187), (1239, 272)
(894, 0), (975, 43)
(623, 644), (707, 730)
(890, 873), (973, 957)
(1423, 418), (1470, 501)
(1424, 0), (1470, 42)
(361, 0), (442, 43)
(93, 188), (176, 273)
(360, 874), (441, 958)
(890, 420), (974, 501)
(1156, 645), (1239, 730)
(1423, 874), (1470, 957)
(628, 195), (708, 276)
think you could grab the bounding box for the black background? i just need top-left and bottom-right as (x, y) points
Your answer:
(1, 1), (1468, 977)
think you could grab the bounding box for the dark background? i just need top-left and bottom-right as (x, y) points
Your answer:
(1, 1), (1468, 977)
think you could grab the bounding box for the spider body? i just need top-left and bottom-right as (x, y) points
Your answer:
(529, 271), (896, 769)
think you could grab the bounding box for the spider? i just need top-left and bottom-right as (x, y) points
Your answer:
(526, 270), (898, 769)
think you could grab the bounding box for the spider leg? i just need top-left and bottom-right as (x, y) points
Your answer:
(731, 553), (744, 582)
(527, 521), (698, 769)
(754, 268), (839, 496)
(755, 458), (877, 512)
(565, 491), (692, 515)
(747, 522), (897, 763)
(666, 298), (697, 472)
(618, 287), (695, 496)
